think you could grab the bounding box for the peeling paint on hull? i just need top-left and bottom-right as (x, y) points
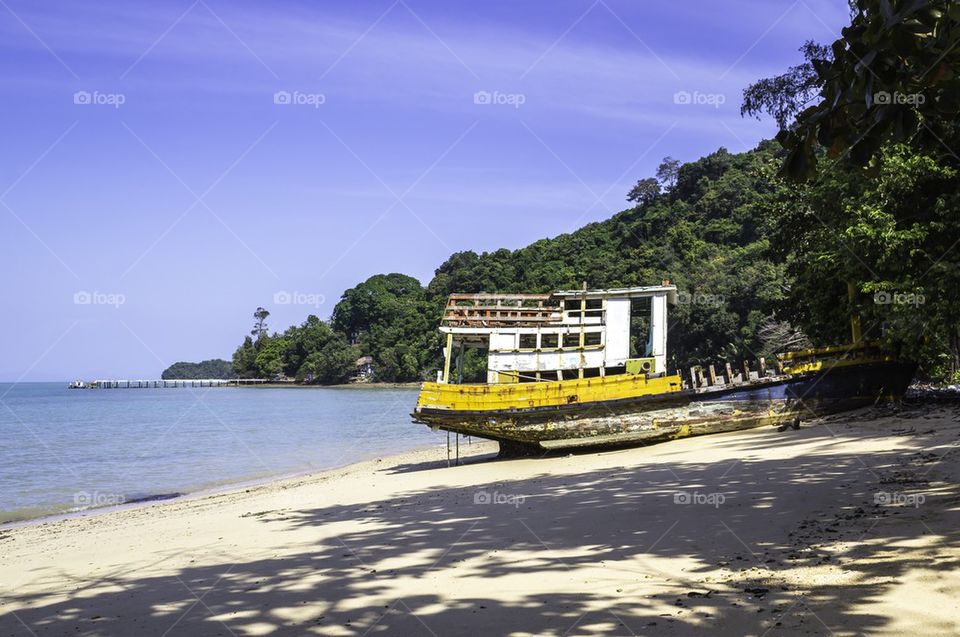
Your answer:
(412, 361), (916, 454)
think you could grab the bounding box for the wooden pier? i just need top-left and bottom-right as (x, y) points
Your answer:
(85, 379), (272, 389)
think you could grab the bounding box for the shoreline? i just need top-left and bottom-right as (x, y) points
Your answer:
(0, 439), (464, 529)
(63, 381), (424, 389)
(4, 405), (960, 635)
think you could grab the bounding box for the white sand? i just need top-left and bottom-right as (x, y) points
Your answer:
(2, 404), (960, 636)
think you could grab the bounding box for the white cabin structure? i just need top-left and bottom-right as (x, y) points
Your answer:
(438, 284), (678, 384)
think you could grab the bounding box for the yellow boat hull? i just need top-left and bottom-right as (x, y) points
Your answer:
(415, 372), (683, 413)
(412, 360), (916, 455)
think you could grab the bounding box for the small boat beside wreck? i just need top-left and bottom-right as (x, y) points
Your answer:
(412, 284), (915, 456)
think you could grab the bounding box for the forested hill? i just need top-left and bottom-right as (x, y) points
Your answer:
(233, 3), (960, 385)
(424, 141), (792, 368)
(234, 124), (960, 385)
(234, 140), (801, 383)
(162, 359), (234, 380)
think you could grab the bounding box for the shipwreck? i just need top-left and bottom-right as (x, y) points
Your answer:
(412, 283), (915, 456)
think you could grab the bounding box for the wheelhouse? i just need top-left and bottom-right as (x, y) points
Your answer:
(436, 283), (678, 385)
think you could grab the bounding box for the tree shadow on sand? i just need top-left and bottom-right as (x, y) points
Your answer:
(3, 404), (960, 636)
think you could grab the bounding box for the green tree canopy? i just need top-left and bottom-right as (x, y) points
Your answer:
(232, 336), (258, 379)
(753, 0), (960, 180)
(742, 0), (960, 379)
(332, 273), (440, 382)
(162, 359), (234, 380)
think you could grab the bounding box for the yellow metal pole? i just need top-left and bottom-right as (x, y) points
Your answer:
(579, 282), (587, 379)
(442, 333), (453, 383)
(847, 282), (862, 344)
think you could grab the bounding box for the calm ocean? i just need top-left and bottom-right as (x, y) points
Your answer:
(0, 383), (440, 524)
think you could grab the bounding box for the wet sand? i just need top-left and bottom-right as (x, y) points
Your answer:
(2, 404), (959, 635)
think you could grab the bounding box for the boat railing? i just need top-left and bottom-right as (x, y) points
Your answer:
(777, 341), (893, 375)
(687, 358), (782, 390)
(777, 341), (872, 361)
(442, 293), (562, 327)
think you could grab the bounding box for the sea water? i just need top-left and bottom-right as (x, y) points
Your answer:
(0, 383), (440, 523)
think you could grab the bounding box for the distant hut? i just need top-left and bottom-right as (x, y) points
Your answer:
(353, 355), (374, 382)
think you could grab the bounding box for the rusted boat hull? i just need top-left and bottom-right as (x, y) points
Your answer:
(412, 361), (916, 455)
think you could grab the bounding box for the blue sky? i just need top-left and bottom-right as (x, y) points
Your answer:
(0, 0), (850, 381)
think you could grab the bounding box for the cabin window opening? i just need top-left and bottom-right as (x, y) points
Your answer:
(584, 299), (603, 319)
(584, 332), (602, 347)
(519, 334), (537, 350)
(629, 297), (652, 358)
(457, 346), (489, 384)
(541, 333), (559, 349)
(517, 371), (537, 383)
(604, 365), (626, 377)
(561, 369), (579, 381)
(582, 367), (601, 379)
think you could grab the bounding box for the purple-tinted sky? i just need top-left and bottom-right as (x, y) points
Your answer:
(0, 0), (850, 380)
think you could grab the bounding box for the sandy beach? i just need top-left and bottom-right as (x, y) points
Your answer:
(2, 403), (959, 636)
